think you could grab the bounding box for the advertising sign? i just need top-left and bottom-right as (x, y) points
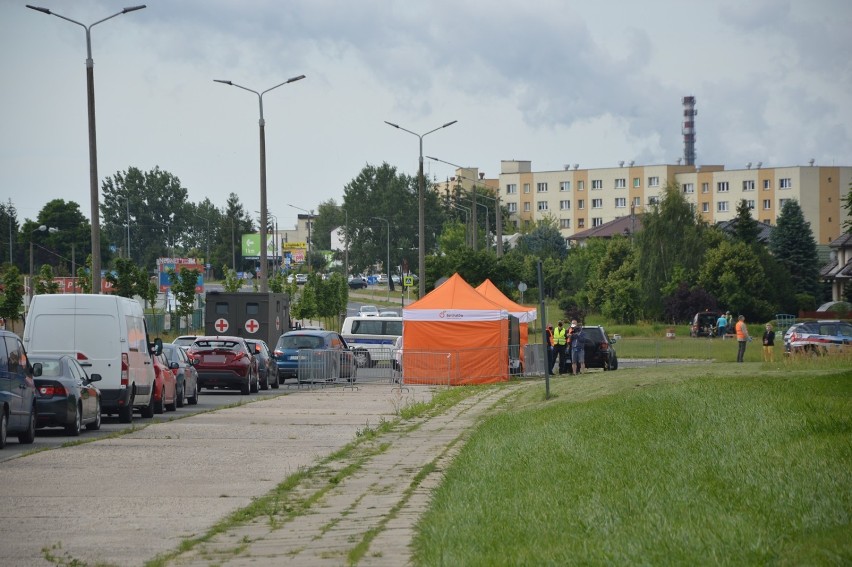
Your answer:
(242, 234), (283, 260)
(157, 257), (204, 293)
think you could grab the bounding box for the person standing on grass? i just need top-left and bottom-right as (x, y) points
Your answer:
(545, 324), (555, 375)
(736, 315), (750, 362)
(762, 323), (775, 362)
(716, 312), (728, 340)
(569, 321), (585, 374)
(553, 321), (568, 374)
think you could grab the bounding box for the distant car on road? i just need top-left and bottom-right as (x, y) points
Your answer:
(359, 305), (379, 317)
(379, 310), (399, 317)
(245, 339), (279, 390)
(31, 354), (102, 436)
(272, 330), (357, 382)
(295, 273), (308, 285)
(348, 276), (368, 289)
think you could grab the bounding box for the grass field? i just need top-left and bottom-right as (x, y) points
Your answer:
(412, 363), (852, 566)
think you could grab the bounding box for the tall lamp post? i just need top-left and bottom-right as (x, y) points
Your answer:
(215, 74), (305, 292)
(372, 217), (392, 295)
(28, 3), (147, 295)
(194, 213), (210, 280)
(29, 225), (59, 303)
(427, 155), (503, 256)
(256, 210), (279, 278)
(384, 120), (457, 296)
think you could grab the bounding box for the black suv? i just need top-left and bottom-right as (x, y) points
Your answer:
(578, 326), (618, 370)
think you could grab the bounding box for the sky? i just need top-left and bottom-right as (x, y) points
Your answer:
(2, 0), (851, 231)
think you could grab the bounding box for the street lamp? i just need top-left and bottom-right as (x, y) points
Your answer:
(256, 210), (279, 278)
(427, 155), (503, 256)
(194, 213), (210, 280)
(371, 217), (393, 294)
(215, 74), (306, 292)
(29, 224), (59, 302)
(28, 4), (147, 296)
(384, 120), (457, 296)
(288, 204), (314, 271)
(448, 203), (471, 247)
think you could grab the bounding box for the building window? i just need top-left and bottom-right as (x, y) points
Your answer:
(591, 179), (603, 189)
(683, 183), (694, 194)
(592, 217), (603, 227)
(702, 182), (709, 193)
(717, 181), (729, 192)
(559, 218), (571, 229)
(578, 199), (585, 210)
(560, 181), (571, 192)
(592, 198), (603, 209)
(743, 180), (755, 191)
(578, 218), (585, 229)
(633, 177), (641, 188)
(648, 176), (660, 187)
(523, 202), (531, 212)
(648, 196), (659, 205)
(702, 202), (710, 213)
(506, 183), (517, 195)
(537, 182), (548, 193)
(615, 197), (627, 208)
(762, 199), (771, 210)
(523, 183), (530, 193)
(763, 179), (770, 190)
(537, 201), (549, 211)
(746, 199), (755, 210)
(779, 178), (792, 189)
(717, 201), (729, 212)
(577, 180), (585, 191)
(507, 202), (518, 213)
(615, 178), (626, 189)
(779, 198), (791, 209)
(560, 200), (571, 210)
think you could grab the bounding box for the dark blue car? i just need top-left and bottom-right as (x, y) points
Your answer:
(0, 330), (39, 449)
(273, 330), (357, 383)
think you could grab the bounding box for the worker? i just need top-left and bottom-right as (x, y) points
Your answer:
(552, 320), (568, 374)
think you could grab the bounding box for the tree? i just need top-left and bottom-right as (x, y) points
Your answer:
(1, 200), (20, 268)
(636, 182), (708, 318)
(0, 266), (24, 325)
(585, 237), (642, 323)
(663, 283), (718, 324)
(698, 240), (775, 321)
(513, 217), (567, 261)
(731, 199), (760, 245)
(76, 255), (93, 294)
(105, 257), (143, 298)
(222, 266), (243, 293)
(768, 199), (822, 301)
(33, 264), (60, 295)
(843, 181), (852, 233)
(168, 268), (200, 333)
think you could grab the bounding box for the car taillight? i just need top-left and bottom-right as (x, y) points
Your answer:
(121, 353), (129, 388)
(273, 349), (283, 357)
(599, 342), (608, 350)
(39, 383), (67, 398)
(76, 352), (88, 361)
(233, 351), (245, 361)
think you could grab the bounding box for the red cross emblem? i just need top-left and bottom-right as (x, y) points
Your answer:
(245, 319), (259, 334)
(214, 318), (229, 333)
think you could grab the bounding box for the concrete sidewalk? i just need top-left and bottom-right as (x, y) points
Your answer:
(0, 381), (524, 566)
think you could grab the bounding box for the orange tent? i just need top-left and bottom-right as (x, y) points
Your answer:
(475, 279), (537, 365)
(402, 273), (509, 385)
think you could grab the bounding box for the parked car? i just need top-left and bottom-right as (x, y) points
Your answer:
(162, 343), (199, 406)
(784, 320), (852, 354)
(151, 352), (178, 414)
(189, 336), (258, 395)
(273, 330), (357, 382)
(358, 305), (380, 317)
(245, 339), (279, 390)
(379, 310), (399, 317)
(348, 276), (368, 289)
(377, 274), (388, 285)
(31, 354), (101, 436)
(1, 330), (39, 449)
(172, 335), (198, 351)
(578, 326), (618, 370)
(690, 311), (722, 338)
(295, 273), (308, 285)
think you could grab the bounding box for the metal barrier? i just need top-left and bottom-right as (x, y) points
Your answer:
(293, 348), (397, 389)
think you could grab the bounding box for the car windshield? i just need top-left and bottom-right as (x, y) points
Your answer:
(192, 340), (242, 352)
(173, 337), (196, 346)
(359, 305), (378, 314)
(278, 335), (324, 349)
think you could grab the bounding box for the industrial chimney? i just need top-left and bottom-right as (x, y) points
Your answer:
(682, 96), (697, 166)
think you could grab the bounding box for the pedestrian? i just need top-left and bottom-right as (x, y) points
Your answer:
(552, 320), (568, 374)
(716, 312), (728, 340)
(545, 324), (555, 375)
(762, 323), (775, 362)
(569, 321), (585, 375)
(735, 315), (750, 362)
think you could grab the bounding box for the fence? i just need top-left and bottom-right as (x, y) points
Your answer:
(290, 347), (398, 389)
(145, 309), (204, 336)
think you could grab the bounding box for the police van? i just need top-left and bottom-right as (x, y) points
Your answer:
(341, 316), (402, 368)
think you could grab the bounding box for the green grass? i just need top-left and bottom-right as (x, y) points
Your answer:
(412, 365), (852, 566)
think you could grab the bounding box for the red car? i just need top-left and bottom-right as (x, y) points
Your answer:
(189, 336), (258, 395)
(151, 352), (177, 414)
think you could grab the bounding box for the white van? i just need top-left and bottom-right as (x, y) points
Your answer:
(341, 316), (402, 368)
(24, 294), (159, 423)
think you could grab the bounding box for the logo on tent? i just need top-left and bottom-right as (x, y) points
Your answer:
(438, 310), (464, 319)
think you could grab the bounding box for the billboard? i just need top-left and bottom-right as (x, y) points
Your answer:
(242, 234), (290, 260)
(157, 257), (204, 292)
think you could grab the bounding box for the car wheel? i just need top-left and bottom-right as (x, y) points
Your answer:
(176, 383), (185, 408)
(65, 402), (82, 436)
(250, 372), (259, 393)
(119, 402), (134, 424)
(0, 409), (8, 449)
(260, 372), (269, 391)
(187, 383), (199, 405)
(154, 386), (165, 414)
(18, 405), (36, 444)
(353, 350), (371, 369)
(271, 372), (280, 390)
(86, 399), (102, 431)
(240, 379), (250, 395)
(165, 387), (177, 412)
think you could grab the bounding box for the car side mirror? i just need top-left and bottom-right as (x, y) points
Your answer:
(169, 362), (179, 370)
(88, 373), (102, 383)
(31, 362), (43, 377)
(150, 337), (163, 356)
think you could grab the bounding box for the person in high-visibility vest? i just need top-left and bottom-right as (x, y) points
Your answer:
(552, 320), (568, 374)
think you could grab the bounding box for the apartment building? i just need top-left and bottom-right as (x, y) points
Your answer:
(498, 161), (851, 245)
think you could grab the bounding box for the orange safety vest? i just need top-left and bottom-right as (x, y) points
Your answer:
(553, 327), (567, 345)
(735, 320), (747, 340)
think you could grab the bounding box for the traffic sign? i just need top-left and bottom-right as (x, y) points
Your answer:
(403, 275), (414, 288)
